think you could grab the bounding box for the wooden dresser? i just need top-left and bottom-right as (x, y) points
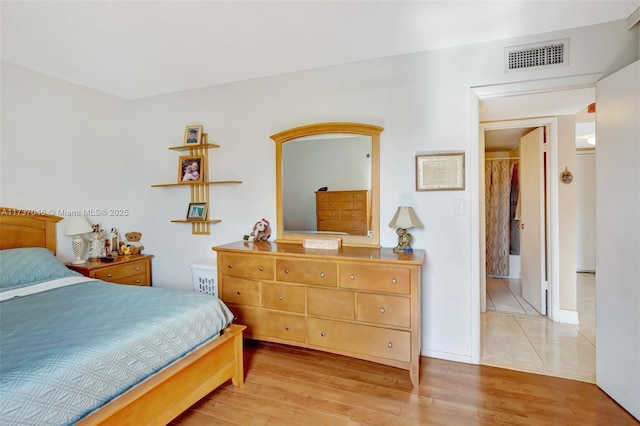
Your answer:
(66, 254), (153, 286)
(315, 190), (370, 236)
(213, 241), (424, 387)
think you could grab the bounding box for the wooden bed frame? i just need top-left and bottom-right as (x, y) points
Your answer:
(0, 209), (245, 425)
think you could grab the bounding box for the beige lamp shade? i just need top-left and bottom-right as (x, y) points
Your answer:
(388, 206), (423, 229)
(64, 216), (93, 236)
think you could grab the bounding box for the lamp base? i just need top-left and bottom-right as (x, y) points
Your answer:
(393, 228), (413, 253)
(71, 235), (87, 264)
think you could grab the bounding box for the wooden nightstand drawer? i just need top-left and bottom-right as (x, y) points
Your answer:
(356, 293), (410, 328)
(262, 283), (305, 313)
(220, 253), (274, 280)
(339, 264), (410, 294)
(275, 258), (337, 287)
(66, 254), (153, 287)
(307, 317), (410, 362)
(115, 272), (148, 286)
(95, 260), (147, 281)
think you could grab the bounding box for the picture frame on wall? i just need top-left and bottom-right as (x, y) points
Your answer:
(186, 202), (207, 220)
(178, 155), (204, 183)
(416, 152), (465, 191)
(183, 125), (203, 145)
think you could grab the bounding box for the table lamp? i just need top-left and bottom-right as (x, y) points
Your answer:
(388, 206), (423, 253)
(64, 216), (93, 264)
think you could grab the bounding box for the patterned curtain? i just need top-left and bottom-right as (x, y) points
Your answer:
(485, 160), (517, 276)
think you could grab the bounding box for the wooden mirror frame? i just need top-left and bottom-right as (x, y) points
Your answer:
(270, 122), (383, 247)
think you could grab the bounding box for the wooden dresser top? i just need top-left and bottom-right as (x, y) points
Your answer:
(213, 241), (425, 265)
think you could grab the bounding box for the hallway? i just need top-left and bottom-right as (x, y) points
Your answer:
(481, 273), (596, 383)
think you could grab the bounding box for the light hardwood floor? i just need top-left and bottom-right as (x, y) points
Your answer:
(172, 338), (637, 425)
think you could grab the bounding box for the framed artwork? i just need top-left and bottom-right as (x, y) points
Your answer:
(184, 125), (203, 145)
(416, 152), (465, 191)
(186, 203), (207, 220)
(178, 156), (204, 183)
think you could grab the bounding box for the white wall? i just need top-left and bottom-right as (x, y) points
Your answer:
(576, 152), (596, 271)
(1, 19), (637, 363)
(0, 63), (136, 260)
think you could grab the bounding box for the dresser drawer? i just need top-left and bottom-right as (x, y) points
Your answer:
(95, 260), (147, 281)
(307, 287), (355, 320)
(221, 277), (261, 306)
(220, 253), (275, 280)
(275, 258), (337, 287)
(317, 210), (339, 220)
(262, 283), (305, 313)
(357, 293), (410, 328)
(341, 210), (365, 220)
(339, 264), (410, 294)
(328, 201), (353, 210)
(307, 318), (411, 362)
(233, 306), (305, 343)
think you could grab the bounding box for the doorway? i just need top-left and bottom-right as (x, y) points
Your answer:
(483, 125), (548, 316)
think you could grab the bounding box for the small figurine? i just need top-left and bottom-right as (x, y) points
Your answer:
(243, 218), (271, 242)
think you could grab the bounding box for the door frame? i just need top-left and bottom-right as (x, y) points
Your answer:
(469, 75), (601, 363)
(479, 118), (558, 318)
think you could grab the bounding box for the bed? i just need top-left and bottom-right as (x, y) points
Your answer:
(0, 210), (245, 425)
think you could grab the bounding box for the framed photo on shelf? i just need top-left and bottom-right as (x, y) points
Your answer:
(415, 152), (465, 191)
(178, 155), (204, 183)
(183, 125), (203, 145)
(186, 203), (208, 221)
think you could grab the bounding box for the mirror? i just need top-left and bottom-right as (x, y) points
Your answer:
(270, 122), (383, 247)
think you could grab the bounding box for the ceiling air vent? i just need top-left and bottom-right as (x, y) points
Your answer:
(505, 39), (569, 72)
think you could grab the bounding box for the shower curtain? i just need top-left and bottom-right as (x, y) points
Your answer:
(485, 159), (518, 277)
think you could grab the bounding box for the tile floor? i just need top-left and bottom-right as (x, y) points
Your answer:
(481, 273), (596, 383)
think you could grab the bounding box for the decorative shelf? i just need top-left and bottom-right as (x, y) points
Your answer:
(170, 219), (222, 224)
(151, 181), (242, 188)
(168, 143), (220, 151)
(152, 135), (241, 235)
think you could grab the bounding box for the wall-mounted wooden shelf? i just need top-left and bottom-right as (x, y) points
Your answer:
(152, 136), (241, 235)
(151, 181), (242, 188)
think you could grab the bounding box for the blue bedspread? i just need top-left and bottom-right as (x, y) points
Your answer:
(0, 281), (234, 426)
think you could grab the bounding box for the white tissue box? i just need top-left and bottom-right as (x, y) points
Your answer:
(303, 237), (342, 250)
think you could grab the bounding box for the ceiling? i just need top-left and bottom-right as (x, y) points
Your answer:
(1, 1), (638, 100)
(481, 87), (597, 151)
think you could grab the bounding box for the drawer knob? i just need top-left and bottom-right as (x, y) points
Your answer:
(107, 273), (112, 278)
(284, 269), (289, 274)
(228, 264), (233, 269)
(258, 266), (264, 271)
(349, 275), (355, 280)
(135, 267), (140, 271)
(320, 332), (326, 337)
(320, 272), (325, 277)
(236, 290), (242, 295)
(379, 307), (385, 314)
(285, 325), (291, 331)
(391, 278), (397, 284)
(387, 343), (393, 349)
(278, 296), (284, 301)
(135, 279), (141, 284)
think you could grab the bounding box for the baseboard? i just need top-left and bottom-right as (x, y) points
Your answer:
(422, 349), (475, 364)
(557, 309), (579, 325)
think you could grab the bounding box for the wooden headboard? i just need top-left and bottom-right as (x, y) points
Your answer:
(0, 208), (62, 254)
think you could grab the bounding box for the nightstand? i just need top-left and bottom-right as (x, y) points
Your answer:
(67, 254), (154, 286)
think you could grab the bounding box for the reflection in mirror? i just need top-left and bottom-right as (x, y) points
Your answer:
(282, 134), (371, 234)
(271, 122), (383, 247)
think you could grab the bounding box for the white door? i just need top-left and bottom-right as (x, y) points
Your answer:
(596, 60), (640, 421)
(519, 127), (547, 315)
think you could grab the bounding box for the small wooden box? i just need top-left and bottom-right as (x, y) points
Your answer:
(303, 237), (342, 250)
